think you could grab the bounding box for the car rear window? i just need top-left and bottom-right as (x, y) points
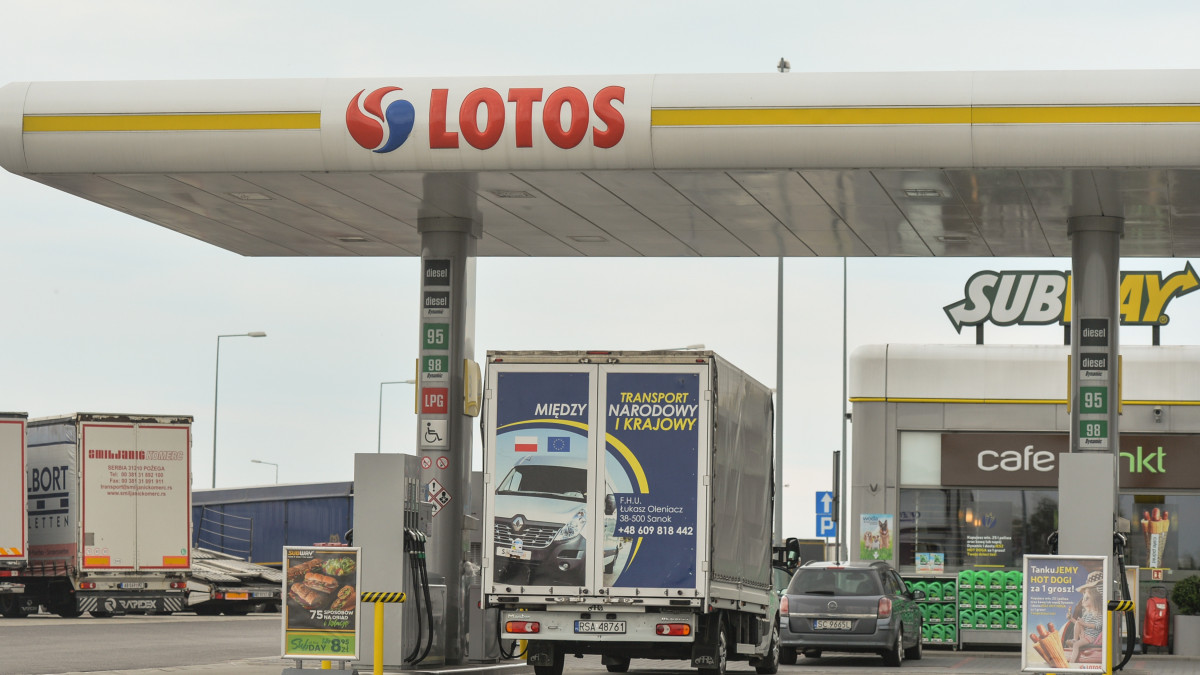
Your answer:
(788, 568), (883, 596)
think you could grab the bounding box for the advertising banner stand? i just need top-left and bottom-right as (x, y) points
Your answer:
(1022, 555), (1108, 673)
(281, 546), (362, 667)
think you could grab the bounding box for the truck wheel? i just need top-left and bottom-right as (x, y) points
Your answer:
(779, 647), (797, 665)
(605, 656), (631, 673)
(194, 606), (221, 616)
(55, 607), (83, 618)
(755, 619), (780, 675)
(89, 610), (114, 618)
(0, 595), (25, 618)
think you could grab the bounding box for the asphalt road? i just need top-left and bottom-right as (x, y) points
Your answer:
(0, 612), (279, 675)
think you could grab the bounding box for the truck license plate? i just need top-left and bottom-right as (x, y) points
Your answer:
(813, 619), (851, 630)
(575, 620), (626, 634)
(496, 546), (531, 560)
(118, 582), (148, 589)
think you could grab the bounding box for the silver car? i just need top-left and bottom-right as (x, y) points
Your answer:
(779, 560), (924, 667)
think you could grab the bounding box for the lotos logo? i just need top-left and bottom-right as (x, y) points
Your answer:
(943, 263), (1200, 333)
(346, 84), (625, 153)
(346, 87), (416, 153)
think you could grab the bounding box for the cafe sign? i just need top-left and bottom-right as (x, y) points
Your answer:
(941, 433), (1200, 489)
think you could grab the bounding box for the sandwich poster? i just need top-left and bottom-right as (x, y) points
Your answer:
(282, 546), (361, 660)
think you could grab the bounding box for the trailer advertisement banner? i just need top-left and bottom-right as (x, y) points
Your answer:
(604, 370), (700, 589)
(491, 370), (592, 587)
(283, 546), (361, 660)
(1022, 555), (1108, 673)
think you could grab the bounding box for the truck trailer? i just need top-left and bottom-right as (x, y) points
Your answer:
(16, 413), (192, 617)
(0, 412), (28, 616)
(482, 350), (777, 675)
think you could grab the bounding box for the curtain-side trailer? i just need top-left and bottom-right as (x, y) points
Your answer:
(16, 414), (192, 617)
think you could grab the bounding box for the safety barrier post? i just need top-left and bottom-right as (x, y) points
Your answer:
(360, 591), (407, 675)
(1105, 600), (1135, 675)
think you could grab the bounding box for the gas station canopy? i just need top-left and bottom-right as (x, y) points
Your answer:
(3, 70), (1200, 258)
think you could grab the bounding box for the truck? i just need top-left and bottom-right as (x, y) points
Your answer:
(481, 350), (778, 675)
(15, 413), (192, 617)
(0, 412), (28, 616)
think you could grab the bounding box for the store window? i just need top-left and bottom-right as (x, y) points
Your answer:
(899, 488), (1058, 572)
(1119, 495), (1200, 571)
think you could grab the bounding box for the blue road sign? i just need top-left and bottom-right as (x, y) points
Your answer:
(816, 491), (834, 515)
(816, 491), (836, 538)
(817, 515), (837, 538)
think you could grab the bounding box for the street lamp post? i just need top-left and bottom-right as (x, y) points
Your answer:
(213, 331), (267, 488)
(378, 379), (416, 453)
(250, 459), (279, 484)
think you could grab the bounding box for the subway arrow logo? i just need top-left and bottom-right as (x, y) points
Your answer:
(943, 263), (1199, 332)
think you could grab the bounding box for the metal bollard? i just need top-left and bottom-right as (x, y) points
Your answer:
(359, 592), (407, 675)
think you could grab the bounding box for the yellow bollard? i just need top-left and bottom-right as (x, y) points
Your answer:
(374, 600), (384, 675)
(358, 591), (405, 675)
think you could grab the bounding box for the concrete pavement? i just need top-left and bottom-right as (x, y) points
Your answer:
(48, 652), (1200, 675)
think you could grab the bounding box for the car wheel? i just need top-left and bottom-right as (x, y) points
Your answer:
(755, 619), (780, 674)
(904, 623), (923, 660)
(779, 647), (798, 665)
(882, 627), (903, 667)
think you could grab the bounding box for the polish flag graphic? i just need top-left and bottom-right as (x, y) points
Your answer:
(514, 436), (538, 452)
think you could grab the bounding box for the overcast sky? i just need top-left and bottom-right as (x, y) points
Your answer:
(4, 1), (1200, 540)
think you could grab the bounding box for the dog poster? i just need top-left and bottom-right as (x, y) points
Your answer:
(860, 513), (894, 561)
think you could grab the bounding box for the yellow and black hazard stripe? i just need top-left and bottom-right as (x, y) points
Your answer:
(360, 591), (406, 604)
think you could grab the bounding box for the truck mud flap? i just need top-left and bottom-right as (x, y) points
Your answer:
(691, 615), (722, 668)
(526, 640), (556, 667)
(79, 595), (183, 614)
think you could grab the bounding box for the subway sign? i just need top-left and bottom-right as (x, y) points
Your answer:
(940, 433), (1200, 489)
(943, 263), (1199, 333)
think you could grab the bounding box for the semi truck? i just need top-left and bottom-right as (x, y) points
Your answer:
(482, 350), (778, 675)
(0, 412), (28, 616)
(15, 413), (192, 617)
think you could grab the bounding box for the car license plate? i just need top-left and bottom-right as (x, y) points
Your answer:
(813, 619), (852, 630)
(496, 546), (531, 560)
(575, 620), (626, 634)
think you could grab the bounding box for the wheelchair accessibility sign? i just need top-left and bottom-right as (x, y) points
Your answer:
(421, 419), (448, 449)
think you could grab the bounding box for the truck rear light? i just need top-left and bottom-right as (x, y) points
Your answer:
(505, 621), (540, 634)
(79, 582), (96, 590)
(877, 597), (892, 619)
(215, 592), (225, 600)
(656, 623), (691, 636)
(780, 595), (788, 613)
(170, 582), (186, 589)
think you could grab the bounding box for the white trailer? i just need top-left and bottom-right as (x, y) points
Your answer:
(16, 413), (191, 617)
(0, 413), (28, 616)
(482, 351), (777, 675)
